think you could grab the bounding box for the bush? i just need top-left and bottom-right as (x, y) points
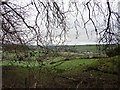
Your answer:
(106, 46), (120, 57)
(84, 56), (119, 74)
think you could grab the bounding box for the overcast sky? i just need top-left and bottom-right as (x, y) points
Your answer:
(6, 0), (120, 45)
(61, 0), (119, 45)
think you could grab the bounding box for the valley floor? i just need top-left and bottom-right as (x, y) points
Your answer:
(2, 56), (120, 88)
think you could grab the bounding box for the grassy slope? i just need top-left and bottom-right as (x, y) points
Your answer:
(72, 45), (98, 52)
(2, 56), (120, 88)
(1, 44), (119, 88)
(53, 45), (98, 53)
(2, 58), (96, 74)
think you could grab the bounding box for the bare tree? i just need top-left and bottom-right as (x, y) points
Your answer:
(1, 0), (68, 47)
(0, 0), (120, 48)
(1, 0), (120, 88)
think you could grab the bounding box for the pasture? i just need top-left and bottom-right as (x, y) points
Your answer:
(1, 45), (120, 88)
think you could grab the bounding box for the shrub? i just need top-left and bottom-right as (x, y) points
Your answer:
(106, 46), (120, 57)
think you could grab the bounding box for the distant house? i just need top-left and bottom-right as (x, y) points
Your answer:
(83, 51), (93, 55)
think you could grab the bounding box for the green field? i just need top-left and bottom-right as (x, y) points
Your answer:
(1, 44), (120, 88)
(46, 44), (99, 53)
(2, 56), (120, 88)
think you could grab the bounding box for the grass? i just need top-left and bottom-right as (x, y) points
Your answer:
(84, 56), (120, 74)
(2, 58), (98, 88)
(2, 56), (120, 88)
(1, 58), (97, 77)
(50, 59), (96, 75)
(1, 46), (120, 88)
(52, 45), (98, 53)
